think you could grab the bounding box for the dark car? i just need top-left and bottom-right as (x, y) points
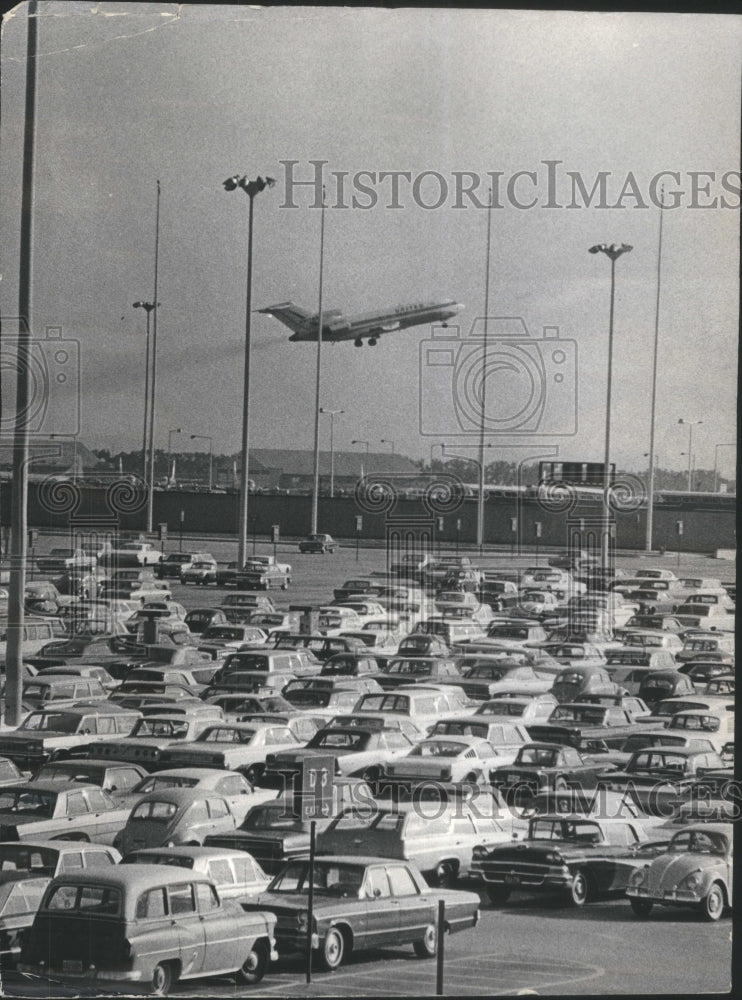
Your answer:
(204, 781), (374, 873)
(332, 579), (383, 602)
(0, 782), (129, 844)
(602, 747), (726, 814)
(0, 872), (51, 966)
(470, 813), (654, 906)
(262, 725), (412, 784)
(32, 759), (148, 799)
(637, 669), (696, 709)
(299, 534), (337, 554)
(184, 608), (229, 634)
(242, 855), (480, 969)
(320, 652), (383, 678)
(396, 633), (449, 658)
(489, 742), (606, 803)
(377, 657), (461, 690)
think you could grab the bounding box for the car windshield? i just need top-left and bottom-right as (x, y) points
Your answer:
(224, 655), (269, 672)
(0, 790), (56, 817)
(130, 800), (178, 821)
(667, 830), (728, 855)
(530, 819), (602, 843)
(45, 884), (122, 916)
(409, 740), (467, 758)
(0, 844), (58, 874)
(630, 752), (688, 772)
(386, 660), (432, 676)
(467, 665), (508, 680)
(269, 860), (365, 897)
(550, 706), (606, 725)
(134, 775), (198, 794)
(488, 627), (529, 640)
(670, 714), (720, 732)
(242, 804), (305, 831)
(310, 730), (369, 750)
(19, 712), (81, 733)
(200, 727), (256, 743)
(132, 719), (189, 739)
(203, 627), (245, 641)
(478, 701), (527, 717)
(356, 695), (409, 713)
(517, 747), (558, 766)
(285, 690), (332, 707)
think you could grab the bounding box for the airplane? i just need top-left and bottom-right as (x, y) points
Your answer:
(257, 297), (464, 346)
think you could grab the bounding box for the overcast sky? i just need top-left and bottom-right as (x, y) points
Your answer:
(1, 4), (739, 479)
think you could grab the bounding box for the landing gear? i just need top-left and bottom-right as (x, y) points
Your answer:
(368, 338), (378, 346)
(354, 338), (363, 347)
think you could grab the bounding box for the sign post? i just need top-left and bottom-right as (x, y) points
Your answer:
(455, 518), (461, 555)
(676, 520), (683, 569)
(271, 524), (280, 563)
(534, 521), (542, 562)
(510, 516), (517, 559)
(355, 515), (362, 563)
(436, 899), (445, 995)
(294, 755), (335, 986)
(179, 510), (184, 553)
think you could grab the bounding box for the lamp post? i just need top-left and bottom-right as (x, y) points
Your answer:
(680, 451), (696, 491)
(223, 173), (275, 564)
(380, 438), (395, 455)
(477, 185), (494, 553)
(713, 442), (736, 492)
(588, 242), (633, 578)
(133, 300), (157, 481)
(310, 188), (327, 536)
(351, 439), (370, 473)
(320, 408), (343, 498)
(145, 181), (162, 535)
(190, 434), (213, 491)
(678, 419), (702, 491)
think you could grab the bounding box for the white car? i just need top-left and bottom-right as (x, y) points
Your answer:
(114, 541), (164, 566)
(318, 606), (363, 635)
(385, 735), (505, 783)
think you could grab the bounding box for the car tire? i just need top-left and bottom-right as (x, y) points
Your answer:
(150, 962), (173, 996)
(235, 940), (269, 985)
(629, 898), (653, 917)
(554, 776), (569, 791)
(243, 763), (264, 785)
(486, 885), (511, 905)
(700, 883), (725, 922)
(431, 861), (456, 888)
(320, 927), (345, 971)
(568, 869), (590, 907)
(413, 923), (437, 959)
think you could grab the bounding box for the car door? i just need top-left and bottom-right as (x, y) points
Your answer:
(83, 788), (122, 843)
(195, 880), (246, 972)
(359, 865), (397, 947)
(166, 882), (207, 975)
(205, 797), (236, 839)
(386, 864), (431, 942)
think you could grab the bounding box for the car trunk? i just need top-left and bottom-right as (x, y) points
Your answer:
(24, 912), (127, 971)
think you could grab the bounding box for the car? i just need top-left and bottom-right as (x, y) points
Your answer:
(637, 669), (697, 708)
(333, 578), (384, 602)
(0, 782), (130, 844)
(0, 872), (51, 966)
(157, 722), (302, 784)
(121, 845), (271, 899)
(237, 559), (291, 591)
(184, 608), (229, 635)
(204, 780), (374, 872)
(114, 787), (240, 855)
(118, 767), (276, 819)
(474, 694), (559, 726)
(21, 675), (107, 710)
(489, 742), (607, 803)
(0, 759), (29, 789)
(383, 735), (507, 785)
(551, 665), (619, 703)
(282, 678), (381, 717)
(528, 702), (642, 748)
(0, 706), (142, 771)
(626, 823), (732, 920)
(242, 854), (480, 969)
(455, 659), (552, 701)
(198, 624), (268, 655)
(36, 663), (118, 692)
(20, 865), (278, 992)
(299, 533), (337, 554)
(678, 660), (736, 691)
(88, 713), (216, 769)
(112, 541), (164, 566)
(32, 759), (148, 799)
(156, 553), (197, 579)
(601, 747), (726, 814)
(320, 651), (384, 678)
(0, 840), (121, 876)
(181, 560), (218, 586)
(470, 813), (652, 906)
(377, 656), (462, 690)
(262, 724), (414, 783)
(272, 633), (368, 662)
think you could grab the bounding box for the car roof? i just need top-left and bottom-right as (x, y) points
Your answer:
(39, 759), (144, 772)
(9, 781), (101, 795)
(669, 822), (731, 838)
(45, 864), (212, 889)
(131, 787), (225, 804)
(0, 839), (114, 852)
(141, 767), (238, 781)
(125, 846), (244, 861)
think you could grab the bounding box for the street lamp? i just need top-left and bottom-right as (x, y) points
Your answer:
(380, 438), (395, 455)
(190, 434), (213, 491)
(167, 428), (181, 481)
(352, 439), (370, 457)
(133, 300), (157, 481)
(588, 242), (633, 577)
(320, 408), (344, 498)
(678, 419), (702, 491)
(680, 451), (696, 491)
(713, 442), (736, 492)
(223, 172), (275, 564)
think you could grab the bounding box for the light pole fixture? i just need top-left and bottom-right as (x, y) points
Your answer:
(588, 241), (633, 577)
(352, 439), (370, 456)
(133, 300), (157, 482)
(167, 427), (181, 474)
(380, 438), (396, 455)
(223, 172), (275, 564)
(713, 442), (736, 492)
(190, 434), (213, 490)
(678, 418), (702, 491)
(320, 408), (343, 499)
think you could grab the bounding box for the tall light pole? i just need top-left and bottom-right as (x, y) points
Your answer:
(646, 187), (665, 553)
(477, 186), (494, 552)
(310, 188), (327, 535)
(678, 419), (702, 491)
(320, 408), (343, 498)
(190, 434), (213, 490)
(351, 439), (370, 473)
(713, 442), (736, 492)
(223, 173), (275, 564)
(380, 438), (395, 455)
(133, 300), (157, 481)
(145, 181), (162, 534)
(588, 242), (633, 579)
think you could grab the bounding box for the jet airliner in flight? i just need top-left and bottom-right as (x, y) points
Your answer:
(257, 298), (463, 346)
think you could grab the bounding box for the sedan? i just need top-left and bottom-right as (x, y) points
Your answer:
(242, 855), (480, 969)
(0, 783), (129, 844)
(490, 743), (606, 803)
(384, 735), (506, 784)
(299, 534), (337, 554)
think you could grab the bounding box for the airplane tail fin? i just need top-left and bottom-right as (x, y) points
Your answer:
(257, 302), (312, 334)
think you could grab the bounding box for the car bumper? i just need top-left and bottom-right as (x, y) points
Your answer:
(474, 867), (572, 891)
(275, 930), (319, 955)
(627, 886), (700, 904)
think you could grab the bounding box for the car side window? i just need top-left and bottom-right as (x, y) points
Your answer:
(66, 792), (89, 817)
(387, 866), (419, 897)
(364, 867), (391, 899)
(187, 801), (209, 824)
(96, 717), (115, 735)
(207, 859), (234, 885)
(207, 799), (229, 820)
(58, 852), (84, 872)
(86, 851), (116, 868)
(168, 884), (196, 915)
(217, 775), (246, 797)
(562, 748), (582, 767)
(116, 769), (143, 791)
(136, 888), (168, 919)
(232, 855), (257, 883)
(196, 882), (220, 912)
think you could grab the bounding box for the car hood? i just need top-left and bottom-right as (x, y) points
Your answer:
(643, 851), (715, 892)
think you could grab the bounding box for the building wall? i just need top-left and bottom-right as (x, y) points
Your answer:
(5, 481), (734, 554)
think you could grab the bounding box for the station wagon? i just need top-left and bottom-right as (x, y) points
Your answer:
(20, 865), (277, 992)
